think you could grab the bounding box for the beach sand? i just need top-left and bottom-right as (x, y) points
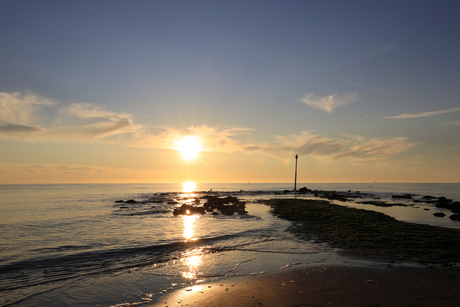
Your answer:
(148, 264), (460, 307)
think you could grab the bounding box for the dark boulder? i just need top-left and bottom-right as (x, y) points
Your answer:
(218, 203), (246, 215)
(298, 187), (310, 193)
(173, 204), (205, 215)
(392, 194), (413, 199)
(435, 201), (460, 212)
(433, 212), (446, 217)
(449, 214), (460, 221)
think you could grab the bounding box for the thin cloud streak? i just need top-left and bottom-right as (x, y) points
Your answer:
(244, 131), (419, 164)
(441, 121), (460, 127)
(0, 123), (43, 134)
(67, 103), (131, 121)
(302, 92), (359, 113)
(385, 107), (460, 119)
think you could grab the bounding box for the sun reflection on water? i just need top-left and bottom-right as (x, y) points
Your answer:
(182, 181), (196, 193)
(183, 214), (198, 240)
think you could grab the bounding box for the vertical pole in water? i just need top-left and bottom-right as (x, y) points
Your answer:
(294, 154), (298, 191)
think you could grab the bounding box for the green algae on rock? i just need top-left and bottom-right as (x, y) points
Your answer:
(265, 199), (460, 265)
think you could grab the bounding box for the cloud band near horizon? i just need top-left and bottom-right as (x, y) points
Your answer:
(0, 91), (417, 165)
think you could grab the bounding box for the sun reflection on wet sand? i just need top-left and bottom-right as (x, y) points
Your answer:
(182, 251), (203, 279)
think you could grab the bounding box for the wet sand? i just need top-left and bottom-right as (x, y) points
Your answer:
(148, 264), (460, 307)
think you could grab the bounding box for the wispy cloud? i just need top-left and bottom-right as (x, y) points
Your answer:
(67, 103), (131, 121)
(415, 147), (459, 159)
(384, 107), (460, 119)
(301, 92), (359, 113)
(0, 91), (253, 150)
(244, 131), (418, 164)
(0, 92), (139, 142)
(346, 30), (410, 66)
(441, 120), (460, 127)
(0, 91), (55, 125)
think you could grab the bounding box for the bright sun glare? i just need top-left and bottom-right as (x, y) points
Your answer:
(182, 181), (196, 193)
(175, 135), (203, 161)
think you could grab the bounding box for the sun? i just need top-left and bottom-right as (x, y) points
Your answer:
(174, 135), (203, 161)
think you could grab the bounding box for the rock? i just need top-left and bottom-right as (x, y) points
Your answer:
(449, 214), (460, 221)
(324, 193), (348, 202)
(392, 194), (413, 199)
(298, 187), (310, 193)
(422, 195), (436, 199)
(125, 199), (137, 203)
(433, 212), (446, 217)
(218, 203), (246, 215)
(115, 200), (124, 203)
(435, 201), (460, 212)
(173, 196), (246, 216)
(173, 204), (206, 215)
(451, 201), (460, 211)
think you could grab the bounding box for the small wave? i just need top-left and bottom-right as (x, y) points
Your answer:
(0, 232), (262, 293)
(32, 243), (104, 253)
(115, 209), (172, 216)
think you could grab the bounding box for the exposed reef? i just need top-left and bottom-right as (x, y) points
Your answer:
(113, 187), (460, 221)
(173, 195), (247, 216)
(113, 192), (248, 217)
(266, 198), (460, 265)
(283, 186), (460, 220)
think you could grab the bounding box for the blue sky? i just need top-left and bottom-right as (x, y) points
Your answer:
(1, 0), (459, 183)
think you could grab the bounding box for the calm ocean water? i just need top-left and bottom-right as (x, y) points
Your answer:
(1, 182), (459, 307)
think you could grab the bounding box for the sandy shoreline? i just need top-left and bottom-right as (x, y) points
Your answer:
(147, 262), (460, 307)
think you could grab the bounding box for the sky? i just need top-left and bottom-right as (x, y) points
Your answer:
(1, 0), (459, 184)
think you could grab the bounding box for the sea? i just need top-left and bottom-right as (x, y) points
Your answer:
(1, 182), (459, 307)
